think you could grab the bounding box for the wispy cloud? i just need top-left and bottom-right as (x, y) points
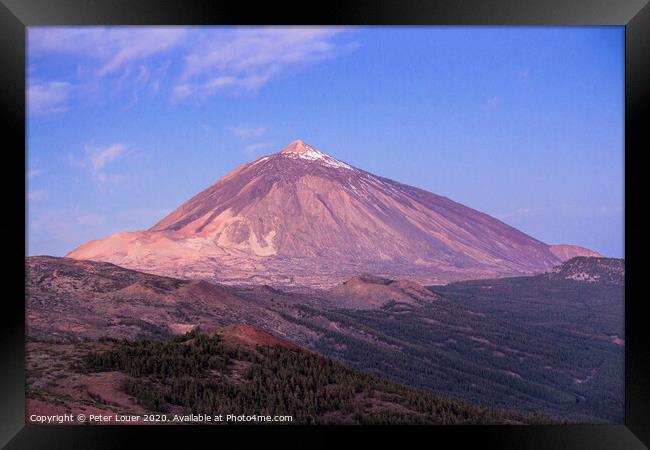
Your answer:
(98, 30), (186, 76)
(28, 28), (185, 116)
(28, 81), (74, 116)
(229, 124), (272, 157)
(230, 125), (267, 140)
(243, 142), (274, 157)
(66, 142), (129, 184)
(29, 27), (187, 76)
(174, 27), (357, 99)
(87, 142), (127, 171)
(28, 27), (359, 110)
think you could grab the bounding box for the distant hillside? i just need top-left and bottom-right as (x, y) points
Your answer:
(541, 257), (624, 285)
(25, 255), (318, 343)
(26, 330), (554, 425)
(328, 274), (440, 309)
(26, 255), (624, 422)
(549, 245), (602, 261)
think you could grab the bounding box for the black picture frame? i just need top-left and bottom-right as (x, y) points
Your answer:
(2, 1), (648, 448)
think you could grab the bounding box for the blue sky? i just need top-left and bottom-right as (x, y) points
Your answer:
(27, 26), (624, 257)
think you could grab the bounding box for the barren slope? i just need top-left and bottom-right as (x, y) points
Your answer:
(68, 140), (592, 287)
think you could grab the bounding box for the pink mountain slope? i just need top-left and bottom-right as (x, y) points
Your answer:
(549, 244), (602, 261)
(68, 140), (596, 287)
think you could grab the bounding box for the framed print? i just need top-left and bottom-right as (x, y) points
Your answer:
(1, 0), (648, 448)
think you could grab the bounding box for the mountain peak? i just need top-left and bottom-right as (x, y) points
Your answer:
(280, 139), (314, 154)
(279, 140), (328, 159)
(277, 140), (352, 169)
(68, 137), (595, 288)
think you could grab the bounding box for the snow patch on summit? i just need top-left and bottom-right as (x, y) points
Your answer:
(279, 140), (353, 170)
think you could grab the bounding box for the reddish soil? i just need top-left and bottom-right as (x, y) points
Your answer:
(218, 324), (301, 350)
